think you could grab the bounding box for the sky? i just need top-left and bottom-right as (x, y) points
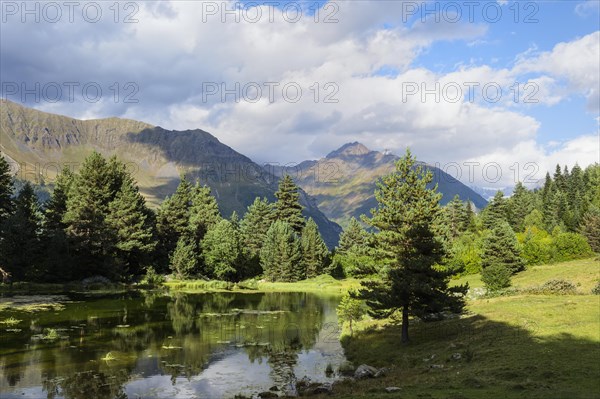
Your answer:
(1, 0), (599, 187)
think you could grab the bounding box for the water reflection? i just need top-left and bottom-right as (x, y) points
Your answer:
(0, 292), (345, 398)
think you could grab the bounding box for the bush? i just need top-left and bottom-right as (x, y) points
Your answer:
(517, 227), (553, 266)
(141, 266), (165, 286)
(539, 279), (577, 295)
(481, 264), (512, 291)
(592, 281), (600, 295)
(552, 232), (594, 262)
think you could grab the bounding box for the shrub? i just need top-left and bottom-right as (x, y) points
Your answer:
(539, 279), (577, 295)
(517, 227), (553, 266)
(481, 264), (512, 291)
(552, 232), (594, 262)
(141, 266), (165, 286)
(592, 281), (600, 295)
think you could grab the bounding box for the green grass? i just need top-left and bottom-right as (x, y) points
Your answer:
(452, 257), (600, 293)
(334, 257), (600, 398)
(165, 274), (361, 296)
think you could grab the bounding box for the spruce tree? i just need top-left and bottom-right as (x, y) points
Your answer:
(170, 235), (199, 279)
(156, 176), (193, 264)
(300, 218), (329, 278)
(260, 220), (302, 282)
(43, 166), (75, 281)
(441, 195), (468, 240)
(240, 197), (273, 277)
(337, 217), (368, 255)
(355, 149), (467, 343)
(189, 182), (221, 242)
(507, 182), (534, 232)
(481, 221), (525, 277)
(45, 166), (74, 230)
(481, 191), (508, 229)
(202, 219), (241, 281)
(0, 183), (43, 281)
(0, 155), (14, 226)
(63, 152), (116, 279)
(106, 180), (157, 278)
(274, 175), (305, 234)
(580, 207), (600, 253)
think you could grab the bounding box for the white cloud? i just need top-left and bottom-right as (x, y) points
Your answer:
(1, 1), (598, 188)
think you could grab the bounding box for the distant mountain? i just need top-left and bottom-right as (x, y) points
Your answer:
(0, 100), (342, 248)
(267, 142), (488, 228)
(470, 186), (514, 201)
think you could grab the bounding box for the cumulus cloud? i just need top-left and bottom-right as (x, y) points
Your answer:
(0, 1), (598, 187)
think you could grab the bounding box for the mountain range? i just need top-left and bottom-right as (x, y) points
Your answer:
(0, 99), (487, 244)
(0, 100), (341, 247)
(267, 142), (487, 228)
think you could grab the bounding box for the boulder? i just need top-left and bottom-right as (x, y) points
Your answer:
(354, 364), (378, 379)
(385, 387), (402, 393)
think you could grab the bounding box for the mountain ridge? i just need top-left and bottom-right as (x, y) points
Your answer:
(0, 99), (342, 248)
(268, 142), (488, 228)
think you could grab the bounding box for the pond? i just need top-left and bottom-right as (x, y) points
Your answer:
(0, 291), (346, 398)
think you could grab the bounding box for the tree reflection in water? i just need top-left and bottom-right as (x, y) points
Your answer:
(0, 291), (343, 398)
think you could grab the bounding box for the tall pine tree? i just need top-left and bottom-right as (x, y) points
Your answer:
(202, 219), (242, 281)
(260, 220), (302, 282)
(274, 175), (305, 234)
(0, 183), (43, 281)
(63, 152), (117, 279)
(356, 149), (467, 343)
(106, 180), (157, 279)
(301, 218), (329, 278)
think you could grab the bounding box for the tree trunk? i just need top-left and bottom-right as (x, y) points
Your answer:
(401, 305), (409, 343)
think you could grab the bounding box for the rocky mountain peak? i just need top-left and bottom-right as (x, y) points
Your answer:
(325, 142), (371, 158)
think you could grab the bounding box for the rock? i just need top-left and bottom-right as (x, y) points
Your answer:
(451, 353), (462, 360)
(429, 364), (444, 369)
(354, 364), (378, 379)
(269, 386), (279, 392)
(385, 387), (402, 392)
(297, 382), (332, 396)
(338, 360), (355, 376)
(258, 392), (278, 398)
(374, 368), (388, 378)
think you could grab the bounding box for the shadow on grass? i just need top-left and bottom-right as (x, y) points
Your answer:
(337, 314), (600, 399)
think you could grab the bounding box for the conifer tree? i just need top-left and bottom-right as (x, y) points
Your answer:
(337, 217), (368, 255)
(507, 182), (534, 232)
(260, 220), (302, 282)
(300, 218), (329, 278)
(202, 219), (241, 281)
(441, 195), (468, 240)
(106, 180), (157, 278)
(170, 235), (199, 279)
(189, 182), (221, 241)
(355, 149), (467, 343)
(240, 197), (273, 258)
(580, 207), (600, 253)
(156, 176), (193, 263)
(240, 197), (273, 277)
(63, 152), (116, 278)
(481, 191), (508, 229)
(45, 166), (74, 230)
(43, 166), (75, 281)
(481, 221), (525, 276)
(0, 183), (43, 281)
(0, 156), (14, 227)
(274, 175), (305, 234)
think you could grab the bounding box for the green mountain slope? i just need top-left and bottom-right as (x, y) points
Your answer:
(0, 100), (342, 247)
(268, 142), (488, 228)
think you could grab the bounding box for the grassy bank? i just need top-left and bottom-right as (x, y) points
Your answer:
(334, 257), (600, 398)
(164, 274), (361, 296)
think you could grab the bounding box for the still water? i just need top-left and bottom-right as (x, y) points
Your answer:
(0, 292), (346, 398)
